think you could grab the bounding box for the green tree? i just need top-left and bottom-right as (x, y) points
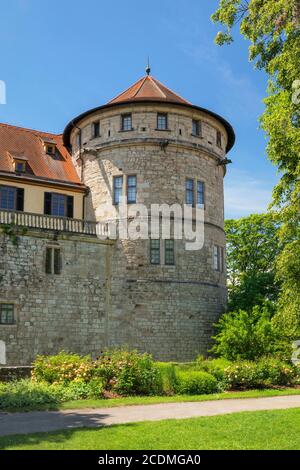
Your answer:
(225, 213), (282, 311)
(212, 0), (300, 335)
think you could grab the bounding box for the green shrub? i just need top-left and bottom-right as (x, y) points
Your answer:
(58, 378), (104, 400)
(32, 351), (94, 384)
(195, 357), (232, 381)
(94, 349), (162, 396)
(0, 380), (63, 410)
(212, 304), (280, 361)
(224, 358), (297, 390)
(175, 371), (219, 395)
(156, 362), (177, 394)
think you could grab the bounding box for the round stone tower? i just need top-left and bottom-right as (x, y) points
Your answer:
(63, 72), (235, 361)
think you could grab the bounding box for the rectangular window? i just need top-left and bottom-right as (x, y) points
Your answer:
(127, 175), (137, 204)
(150, 239), (160, 265)
(46, 247), (62, 275)
(192, 120), (201, 136)
(165, 239), (175, 265)
(216, 130), (222, 148)
(0, 186), (16, 210)
(0, 304), (14, 325)
(213, 245), (224, 272)
(92, 121), (100, 138)
(185, 179), (194, 206)
(113, 176), (123, 205)
(15, 161), (26, 173)
(197, 181), (205, 208)
(121, 114), (132, 131)
(157, 113), (168, 130)
(52, 193), (67, 217)
(44, 193), (73, 218)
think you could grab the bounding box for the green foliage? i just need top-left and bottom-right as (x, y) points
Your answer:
(212, 0), (300, 326)
(94, 349), (162, 396)
(195, 357), (232, 381)
(224, 358), (297, 390)
(212, 304), (279, 361)
(273, 240), (300, 339)
(225, 214), (282, 310)
(32, 351), (94, 384)
(0, 380), (63, 410)
(156, 362), (178, 395)
(175, 371), (219, 395)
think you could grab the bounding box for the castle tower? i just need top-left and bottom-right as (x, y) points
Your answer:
(63, 73), (235, 361)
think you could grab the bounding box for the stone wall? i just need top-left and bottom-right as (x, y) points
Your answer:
(0, 231), (111, 365)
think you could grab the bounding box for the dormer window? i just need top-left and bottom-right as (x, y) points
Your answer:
(46, 144), (56, 155)
(15, 160), (26, 173)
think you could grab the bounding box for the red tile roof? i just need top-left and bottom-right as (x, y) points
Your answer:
(0, 123), (82, 186)
(108, 75), (191, 105)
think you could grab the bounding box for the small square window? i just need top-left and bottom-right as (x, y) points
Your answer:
(46, 247), (62, 275)
(92, 121), (100, 138)
(157, 113), (168, 130)
(150, 239), (160, 265)
(46, 145), (56, 155)
(121, 114), (132, 131)
(0, 304), (15, 325)
(15, 161), (26, 173)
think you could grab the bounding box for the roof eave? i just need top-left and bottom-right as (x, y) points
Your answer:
(63, 100), (235, 153)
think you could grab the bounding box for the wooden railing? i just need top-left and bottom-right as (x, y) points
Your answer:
(0, 209), (100, 236)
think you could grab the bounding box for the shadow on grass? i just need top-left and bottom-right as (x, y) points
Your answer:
(0, 410), (111, 448)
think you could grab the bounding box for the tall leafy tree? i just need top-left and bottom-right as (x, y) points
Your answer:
(225, 213), (281, 311)
(212, 0), (300, 337)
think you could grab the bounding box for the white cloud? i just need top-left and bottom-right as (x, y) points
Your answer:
(225, 170), (274, 219)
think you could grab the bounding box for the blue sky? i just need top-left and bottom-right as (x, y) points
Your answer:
(0, 0), (278, 219)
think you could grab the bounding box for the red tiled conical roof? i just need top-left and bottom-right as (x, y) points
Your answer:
(108, 75), (191, 105)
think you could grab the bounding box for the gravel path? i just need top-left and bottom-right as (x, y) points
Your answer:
(1, 395), (300, 437)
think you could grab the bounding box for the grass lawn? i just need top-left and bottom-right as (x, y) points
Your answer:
(34, 387), (300, 412)
(1, 408), (300, 450)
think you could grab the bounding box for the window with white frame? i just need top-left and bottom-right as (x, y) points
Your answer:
(113, 176), (123, 205)
(121, 114), (132, 131)
(186, 179), (194, 206)
(127, 175), (137, 204)
(157, 113), (168, 130)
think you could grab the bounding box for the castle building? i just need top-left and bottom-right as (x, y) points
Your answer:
(0, 71), (235, 365)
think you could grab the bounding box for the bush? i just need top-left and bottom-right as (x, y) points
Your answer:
(0, 380), (63, 410)
(156, 362), (177, 394)
(212, 304), (279, 361)
(175, 371), (219, 395)
(224, 358), (297, 390)
(94, 349), (162, 396)
(32, 351), (94, 384)
(195, 357), (232, 381)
